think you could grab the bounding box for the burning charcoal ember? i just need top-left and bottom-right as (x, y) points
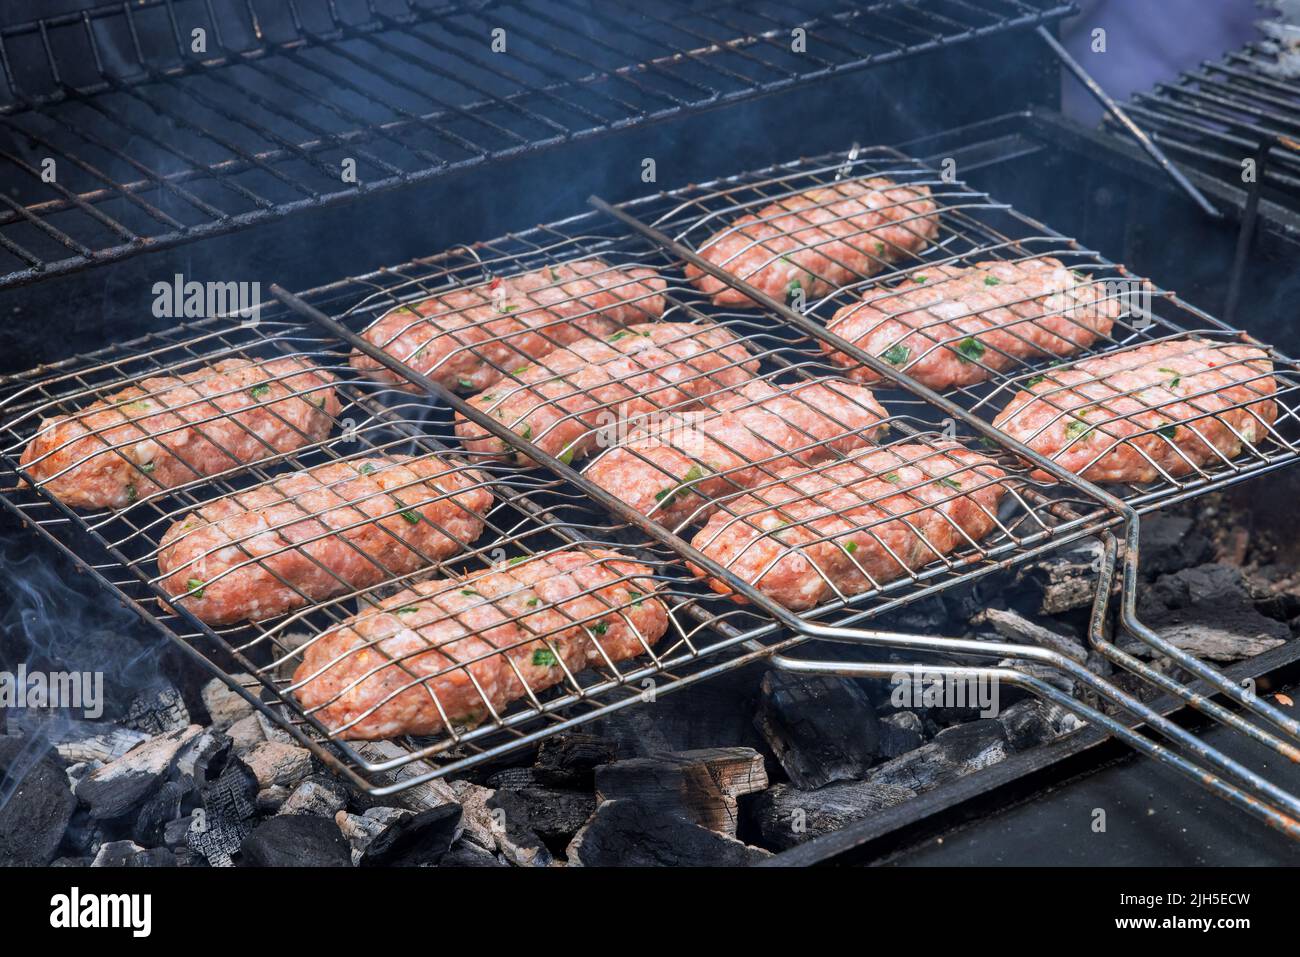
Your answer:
(225, 714), (266, 754)
(1015, 539), (1104, 615)
(752, 780), (916, 849)
(278, 776), (349, 818)
(92, 840), (177, 867)
(240, 815), (351, 867)
(567, 800), (772, 866)
(488, 787), (598, 844)
(976, 608), (1089, 663)
(200, 675), (257, 731)
(52, 724), (149, 766)
(123, 684), (191, 735)
(754, 671), (878, 789)
(243, 741), (313, 791)
(52, 856), (92, 867)
(357, 804), (463, 867)
(877, 711), (925, 758)
(594, 747), (768, 838)
(1139, 515), (1212, 578)
(1132, 564), (1290, 663)
(866, 719), (1009, 793)
(452, 780), (552, 867)
(997, 700), (1063, 751)
(254, 712), (296, 746)
(188, 756), (258, 867)
(995, 660), (1076, 697)
(133, 779), (186, 846)
(75, 724), (200, 820)
(534, 733), (619, 789)
(336, 807), (409, 864)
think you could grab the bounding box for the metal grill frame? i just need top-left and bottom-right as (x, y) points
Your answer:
(0, 0), (1074, 289)
(5, 142), (1300, 834)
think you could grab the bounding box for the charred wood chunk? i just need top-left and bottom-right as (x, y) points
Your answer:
(75, 724), (201, 821)
(488, 786), (598, 843)
(977, 607), (1088, 663)
(485, 767), (538, 791)
(534, 733), (618, 789)
(440, 841), (508, 867)
(91, 840), (177, 867)
(877, 711), (924, 759)
(278, 776), (349, 818)
(200, 676), (257, 731)
(0, 735), (77, 866)
(866, 719), (1009, 793)
(567, 800), (772, 866)
(755, 671), (878, 789)
(997, 700), (1061, 751)
(243, 741), (313, 791)
(1138, 515), (1211, 579)
(359, 804), (462, 867)
(124, 685), (191, 736)
(187, 755), (258, 867)
(1015, 539), (1103, 615)
(51, 723), (150, 766)
(594, 747), (767, 838)
(752, 780), (916, 850)
(1134, 564), (1290, 662)
(132, 779), (187, 847)
(453, 781), (552, 867)
(240, 815), (351, 867)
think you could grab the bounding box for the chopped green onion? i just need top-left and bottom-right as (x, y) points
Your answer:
(787, 278), (802, 298)
(508, 556), (527, 565)
(882, 343), (910, 366)
(532, 649), (558, 667)
(882, 472), (901, 483)
(399, 509), (420, 524)
(913, 274), (927, 283)
(461, 589), (480, 597)
(655, 464), (706, 505)
(1064, 417), (1092, 441)
(627, 589), (644, 607)
(358, 463), (377, 475)
(955, 337), (985, 363)
(512, 364), (530, 376)
(526, 597), (540, 607)
(557, 446), (576, 466)
(549, 267), (561, 282)
(874, 241), (885, 256)
(395, 606), (420, 615)
(1158, 424), (1177, 439)
(1158, 367), (1182, 389)
(939, 477), (962, 490)
(457, 378), (474, 389)
(589, 620), (608, 636)
(124, 484), (137, 502)
(608, 330), (634, 342)
(186, 579), (206, 599)
(1025, 375), (1046, 387)
(122, 400), (152, 414)
(842, 541), (858, 554)
(248, 384), (271, 399)
(984, 275), (1001, 286)
(497, 303), (518, 314)
(518, 424), (532, 441)
(139, 461), (156, 474)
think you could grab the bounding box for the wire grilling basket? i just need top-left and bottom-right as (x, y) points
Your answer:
(6, 144), (1300, 835)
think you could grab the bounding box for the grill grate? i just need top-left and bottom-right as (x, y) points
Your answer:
(0, 0), (1073, 289)
(5, 144), (1300, 823)
(1113, 41), (1300, 214)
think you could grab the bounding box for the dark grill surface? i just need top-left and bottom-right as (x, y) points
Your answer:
(0, 0), (1072, 289)
(1114, 42), (1300, 215)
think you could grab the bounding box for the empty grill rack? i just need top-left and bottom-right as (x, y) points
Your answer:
(1113, 40), (1300, 214)
(0, 0), (1074, 290)
(7, 142), (1300, 833)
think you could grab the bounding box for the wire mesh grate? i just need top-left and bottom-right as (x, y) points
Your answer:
(4, 141), (1300, 800)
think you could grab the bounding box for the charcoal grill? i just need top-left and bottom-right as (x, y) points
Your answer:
(5, 1), (1300, 852)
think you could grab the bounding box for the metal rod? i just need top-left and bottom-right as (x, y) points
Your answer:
(1035, 25), (1223, 219)
(1224, 140), (1272, 326)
